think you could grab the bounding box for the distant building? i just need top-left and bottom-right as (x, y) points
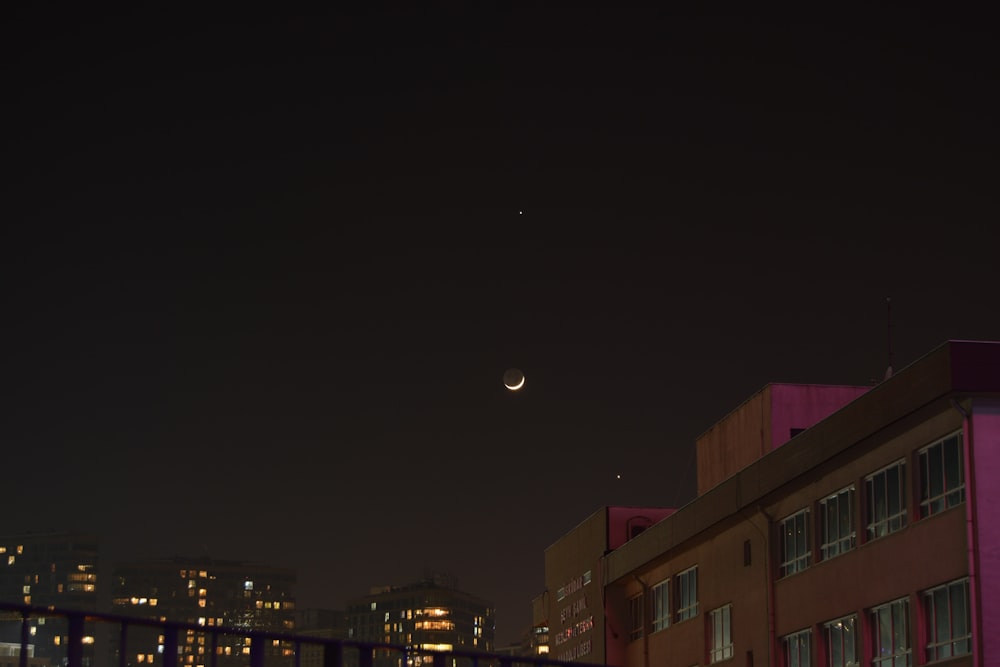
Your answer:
(345, 573), (494, 667)
(0, 532), (100, 666)
(296, 608), (346, 667)
(111, 557), (296, 667)
(545, 339), (999, 666)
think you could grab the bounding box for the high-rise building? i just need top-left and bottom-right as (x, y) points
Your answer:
(111, 557), (296, 667)
(0, 532), (100, 667)
(345, 574), (494, 667)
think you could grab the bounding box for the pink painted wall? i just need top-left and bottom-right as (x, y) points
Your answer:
(768, 383), (870, 450)
(970, 398), (1000, 664)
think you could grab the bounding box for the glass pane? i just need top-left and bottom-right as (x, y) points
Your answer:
(951, 582), (968, 642)
(944, 437), (961, 495)
(845, 617), (856, 665)
(830, 625), (843, 666)
(840, 491), (852, 540)
(874, 474), (887, 522)
(919, 452), (929, 503)
(887, 467), (901, 519)
(934, 588), (949, 643)
(878, 607), (891, 655)
(929, 445), (944, 500)
(893, 602), (907, 653)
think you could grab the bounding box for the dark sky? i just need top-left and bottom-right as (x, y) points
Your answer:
(2, 5), (998, 646)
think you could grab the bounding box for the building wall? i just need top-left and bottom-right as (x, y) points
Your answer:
(600, 341), (1000, 667)
(696, 384), (869, 496)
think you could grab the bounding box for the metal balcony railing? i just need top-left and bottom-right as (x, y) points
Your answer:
(0, 603), (599, 667)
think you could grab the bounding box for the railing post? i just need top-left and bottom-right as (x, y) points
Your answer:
(322, 642), (343, 667)
(66, 612), (84, 667)
(19, 612), (30, 667)
(118, 622), (129, 667)
(250, 637), (266, 667)
(209, 629), (218, 667)
(163, 625), (178, 667)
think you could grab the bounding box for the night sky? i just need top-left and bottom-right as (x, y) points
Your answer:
(3, 6), (998, 646)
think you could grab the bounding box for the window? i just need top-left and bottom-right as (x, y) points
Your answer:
(865, 461), (907, 540)
(628, 593), (643, 641)
(779, 509), (811, 576)
(820, 487), (855, 559)
(783, 629), (811, 667)
(676, 567), (698, 622)
(924, 579), (970, 661)
(651, 579), (670, 632)
(823, 615), (857, 667)
(871, 598), (910, 667)
(709, 605), (733, 663)
(919, 432), (965, 517)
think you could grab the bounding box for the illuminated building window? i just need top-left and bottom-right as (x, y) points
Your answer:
(919, 432), (965, 517)
(0, 547), (5, 553)
(23, 596), (30, 604)
(138, 655), (146, 663)
(866, 460), (907, 540)
(820, 487), (856, 560)
(708, 605), (733, 663)
(242, 648), (251, 656)
(823, 614), (857, 667)
(8, 556), (14, 565)
(16, 546), (23, 554)
(780, 509), (812, 576)
(923, 579), (971, 661)
(189, 580), (196, 589)
(199, 589), (207, 597)
(783, 629), (811, 667)
(871, 598), (910, 666)
(256, 601), (264, 609)
(199, 600), (206, 608)
(23, 585), (30, 594)
(628, 593), (643, 641)
(180, 570), (187, 578)
(651, 579), (670, 632)
(245, 580), (254, 591)
(82, 637), (95, 645)
(676, 566), (698, 622)
(54, 637), (61, 646)
(199, 571), (207, 578)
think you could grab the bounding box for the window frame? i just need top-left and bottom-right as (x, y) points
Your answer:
(819, 486), (856, 560)
(865, 460), (907, 541)
(871, 597), (910, 667)
(918, 432), (965, 518)
(782, 628), (811, 667)
(923, 578), (971, 662)
(627, 592), (643, 642)
(779, 508), (812, 577)
(708, 604), (733, 663)
(675, 566), (698, 622)
(651, 578), (670, 632)
(823, 614), (858, 667)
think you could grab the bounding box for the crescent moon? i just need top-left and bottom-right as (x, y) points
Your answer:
(505, 376), (525, 391)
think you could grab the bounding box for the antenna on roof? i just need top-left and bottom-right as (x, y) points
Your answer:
(884, 296), (894, 380)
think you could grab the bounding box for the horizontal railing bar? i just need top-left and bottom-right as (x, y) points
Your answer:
(0, 602), (603, 667)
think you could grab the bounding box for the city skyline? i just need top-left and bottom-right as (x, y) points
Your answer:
(3, 5), (998, 648)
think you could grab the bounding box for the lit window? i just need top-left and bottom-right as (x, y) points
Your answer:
(823, 615), (857, 667)
(780, 509), (811, 576)
(866, 460), (907, 540)
(919, 432), (965, 517)
(783, 629), (811, 667)
(628, 593), (643, 641)
(820, 487), (856, 560)
(23, 585), (30, 594)
(676, 566), (698, 622)
(871, 598), (910, 666)
(371, 602), (377, 611)
(8, 556), (14, 565)
(708, 605), (733, 663)
(244, 580), (253, 591)
(924, 579), (970, 661)
(651, 579), (670, 632)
